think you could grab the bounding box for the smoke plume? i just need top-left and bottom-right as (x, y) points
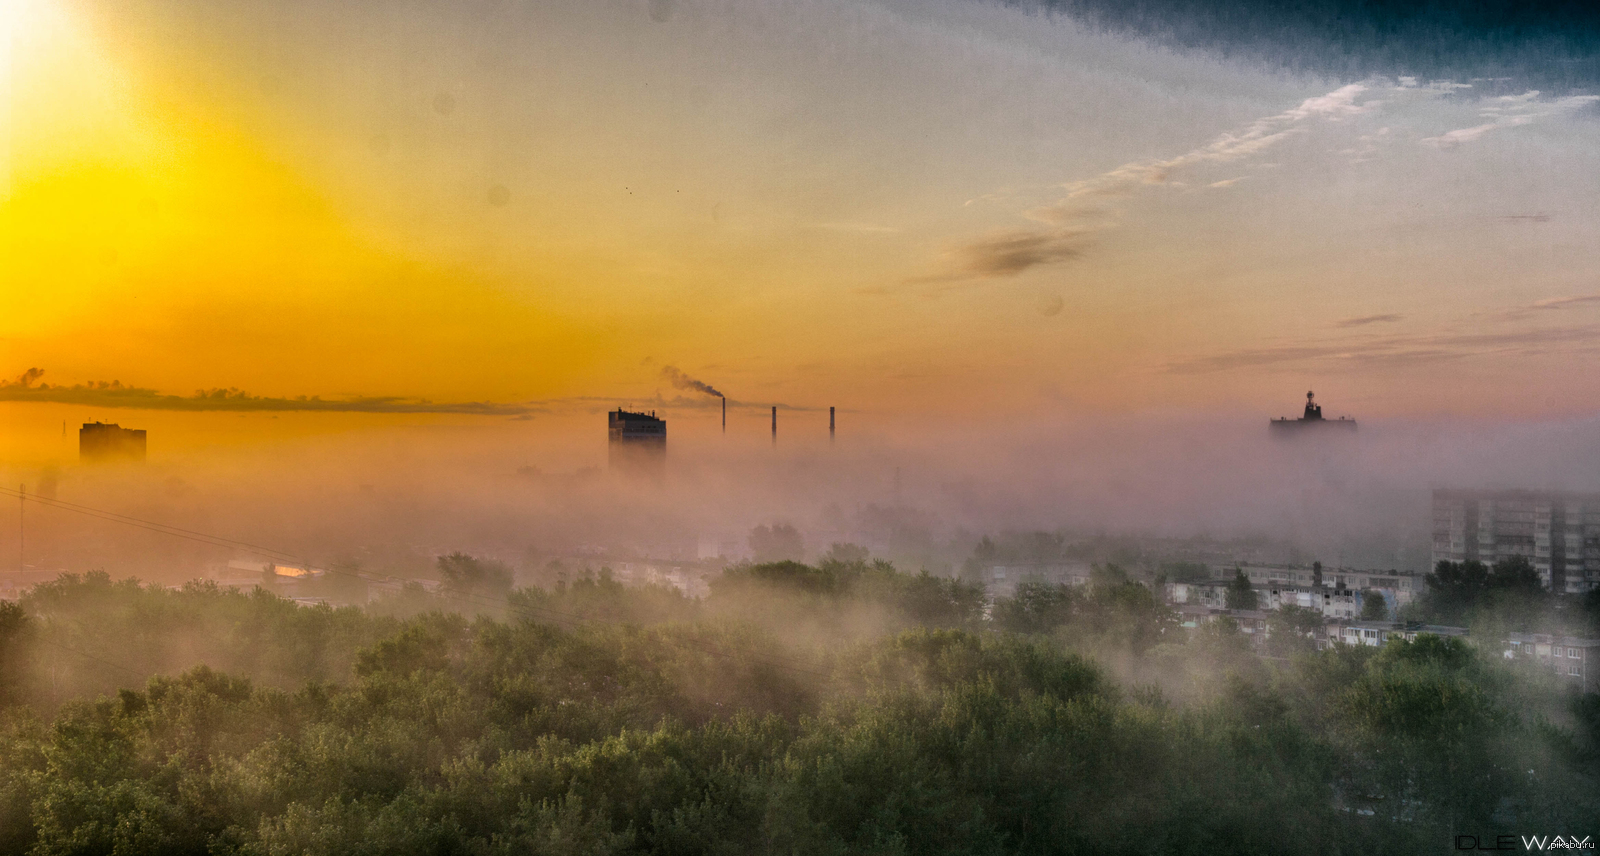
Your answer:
(661, 366), (724, 399)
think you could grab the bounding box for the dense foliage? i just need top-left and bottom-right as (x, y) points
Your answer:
(1411, 557), (1600, 638)
(0, 563), (1593, 855)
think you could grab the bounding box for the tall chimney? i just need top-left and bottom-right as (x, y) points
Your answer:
(770, 406), (777, 445)
(829, 406), (835, 443)
(721, 397), (726, 433)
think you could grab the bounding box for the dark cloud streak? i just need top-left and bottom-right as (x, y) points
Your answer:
(1336, 314), (1402, 328)
(1, 370), (538, 416)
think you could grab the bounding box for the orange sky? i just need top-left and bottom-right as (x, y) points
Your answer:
(5, 0), (1600, 461)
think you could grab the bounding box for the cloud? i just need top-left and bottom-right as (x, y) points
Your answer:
(938, 227), (1089, 278)
(1166, 324), (1600, 374)
(1483, 292), (1600, 320)
(1336, 313), (1402, 328)
(923, 84), (1372, 281)
(805, 222), (900, 234)
(1532, 294), (1600, 310)
(0, 369), (538, 415)
(1421, 92), (1600, 148)
(1062, 83), (1370, 201)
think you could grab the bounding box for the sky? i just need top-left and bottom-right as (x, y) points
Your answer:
(4, 0), (1600, 452)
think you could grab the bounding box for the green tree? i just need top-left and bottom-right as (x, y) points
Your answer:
(1359, 590), (1388, 621)
(0, 601), (29, 707)
(992, 582), (1076, 635)
(1267, 604), (1326, 655)
(1225, 569), (1259, 611)
(436, 552), (514, 600)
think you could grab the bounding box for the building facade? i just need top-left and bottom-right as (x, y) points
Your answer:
(1165, 564), (1420, 620)
(1432, 489), (1600, 594)
(1506, 633), (1599, 693)
(607, 409), (666, 476)
(79, 422), (146, 463)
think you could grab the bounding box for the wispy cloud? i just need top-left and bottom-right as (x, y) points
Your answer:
(1420, 92), (1599, 148)
(1166, 324), (1600, 374)
(0, 369), (538, 415)
(922, 84), (1372, 281)
(1531, 294), (1600, 310)
(1336, 313), (1402, 328)
(1481, 292), (1600, 320)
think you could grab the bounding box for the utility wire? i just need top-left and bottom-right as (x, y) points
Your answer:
(2, 486), (835, 680)
(0, 487), (305, 564)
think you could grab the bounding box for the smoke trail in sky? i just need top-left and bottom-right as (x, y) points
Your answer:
(661, 366), (724, 399)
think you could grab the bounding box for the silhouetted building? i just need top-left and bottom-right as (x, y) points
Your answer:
(1432, 489), (1600, 594)
(1269, 390), (1356, 435)
(79, 422), (146, 463)
(608, 408), (665, 476)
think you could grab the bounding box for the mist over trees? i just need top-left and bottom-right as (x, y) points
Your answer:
(0, 558), (1592, 854)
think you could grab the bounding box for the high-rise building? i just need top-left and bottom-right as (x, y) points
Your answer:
(1269, 390), (1356, 436)
(1431, 489), (1600, 594)
(79, 422), (146, 463)
(607, 408), (665, 476)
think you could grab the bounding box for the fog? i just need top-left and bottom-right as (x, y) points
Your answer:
(7, 401), (1600, 584)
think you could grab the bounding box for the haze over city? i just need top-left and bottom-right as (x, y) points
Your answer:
(2, 0), (1599, 851)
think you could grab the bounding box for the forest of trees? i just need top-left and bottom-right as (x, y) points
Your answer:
(0, 558), (1594, 854)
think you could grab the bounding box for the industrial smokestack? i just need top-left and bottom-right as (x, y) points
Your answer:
(721, 397), (726, 433)
(829, 406), (835, 443)
(771, 406), (777, 445)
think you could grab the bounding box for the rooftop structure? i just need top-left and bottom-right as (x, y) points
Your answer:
(608, 408), (666, 476)
(1269, 391), (1356, 435)
(79, 422), (146, 463)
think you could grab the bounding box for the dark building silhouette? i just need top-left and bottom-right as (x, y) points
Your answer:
(1269, 390), (1356, 436)
(608, 408), (665, 476)
(79, 422), (146, 463)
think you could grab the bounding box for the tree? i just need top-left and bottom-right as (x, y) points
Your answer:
(1225, 569), (1259, 611)
(1421, 557), (1549, 628)
(1359, 590), (1388, 621)
(0, 601), (29, 706)
(1267, 604), (1326, 655)
(436, 552), (514, 599)
(823, 543), (869, 564)
(992, 582), (1076, 635)
(749, 524), (804, 564)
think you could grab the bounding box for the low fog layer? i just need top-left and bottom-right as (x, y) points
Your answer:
(6, 404), (1600, 582)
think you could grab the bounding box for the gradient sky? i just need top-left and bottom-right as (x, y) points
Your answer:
(5, 0), (1600, 438)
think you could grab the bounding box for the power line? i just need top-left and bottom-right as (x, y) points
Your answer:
(0, 487), (304, 564)
(2, 487), (834, 680)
